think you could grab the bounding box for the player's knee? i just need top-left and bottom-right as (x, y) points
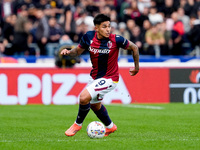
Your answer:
(79, 94), (89, 105)
(79, 90), (91, 105)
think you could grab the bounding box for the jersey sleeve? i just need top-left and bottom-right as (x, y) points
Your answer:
(78, 33), (90, 49)
(115, 35), (129, 49)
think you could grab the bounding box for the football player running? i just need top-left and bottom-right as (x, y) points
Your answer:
(61, 14), (139, 137)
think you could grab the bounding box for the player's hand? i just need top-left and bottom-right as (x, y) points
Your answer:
(60, 49), (70, 55)
(129, 68), (139, 76)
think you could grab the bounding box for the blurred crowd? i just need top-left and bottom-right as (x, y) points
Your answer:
(0, 0), (200, 56)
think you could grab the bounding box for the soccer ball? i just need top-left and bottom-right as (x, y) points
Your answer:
(87, 121), (106, 138)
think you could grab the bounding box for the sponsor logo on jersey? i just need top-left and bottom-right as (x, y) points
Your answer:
(89, 46), (111, 54)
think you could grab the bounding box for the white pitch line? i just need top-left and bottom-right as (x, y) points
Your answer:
(0, 139), (107, 143)
(110, 104), (164, 110)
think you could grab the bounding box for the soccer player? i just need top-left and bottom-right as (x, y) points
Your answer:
(60, 14), (139, 137)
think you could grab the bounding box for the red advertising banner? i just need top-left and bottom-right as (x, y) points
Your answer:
(119, 68), (169, 103)
(0, 67), (169, 105)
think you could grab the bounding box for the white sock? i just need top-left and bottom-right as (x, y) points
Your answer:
(106, 122), (113, 129)
(75, 122), (82, 126)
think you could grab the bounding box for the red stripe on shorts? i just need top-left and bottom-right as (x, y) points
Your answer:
(94, 87), (108, 91)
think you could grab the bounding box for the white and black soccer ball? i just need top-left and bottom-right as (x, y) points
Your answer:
(87, 121), (105, 138)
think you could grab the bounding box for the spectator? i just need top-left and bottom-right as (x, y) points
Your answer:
(183, 0), (195, 16)
(94, 0), (106, 13)
(11, 6), (32, 56)
(48, 17), (63, 43)
(137, 0), (151, 13)
(148, 6), (163, 25)
(100, 4), (111, 15)
(130, 26), (144, 54)
(105, 0), (116, 6)
(2, 14), (17, 55)
(141, 19), (151, 32)
(197, 7), (200, 20)
(159, 0), (176, 18)
(19, 1), (37, 23)
(123, 0), (141, 23)
(74, 4), (85, 21)
(101, 5), (118, 22)
(40, 0), (61, 18)
(109, 8), (118, 22)
(19, 0), (36, 10)
(150, 0), (157, 8)
(74, 21), (89, 54)
(2, 15), (15, 44)
(126, 19), (136, 35)
(179, 0), (187, 11)
(0, 0), (18, 20)
(0, 0), (200, 57)
(141, 19), (151, 45)
(119, 0), (132, 21)
(0, 37), (5, 55)
(75, 9), (94, 32)
(46, 17), (63, 56)
(110, 21), (119, 34)
(156, 22), (172, 55)
(0, 17), (3, 35)
(85, 0), (99, 16)
(63, 0), (76, 40)
(145, 23), (165, 55)
(59, 34), (73, 46)
(35, 9), (49, 56)
(35, 0), (49, 10)
(136, 6), (149, 27)
(115, 22), (130, 40)
(177, 7), (191, 33)
(193, 0), (200, 15)
(171, 11), (185, 55)
(187, 15), (200, 51)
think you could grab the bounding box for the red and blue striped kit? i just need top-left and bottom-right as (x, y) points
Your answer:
(78, 31), (129, 82)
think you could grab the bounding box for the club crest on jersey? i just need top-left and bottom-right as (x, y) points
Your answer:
(107, 41), (112, 49)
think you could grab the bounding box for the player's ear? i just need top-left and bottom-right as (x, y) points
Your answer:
(94, 25), (99, 32)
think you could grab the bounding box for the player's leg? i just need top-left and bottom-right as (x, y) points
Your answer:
(90, 103), (111, 127)
(65, 89), (91, 136)
(88, 78), (118, 136)
(76, 89), (91, 124)
(91, 103), (117, 136)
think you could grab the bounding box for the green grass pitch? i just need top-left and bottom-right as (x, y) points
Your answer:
(0, 104), (199, 150)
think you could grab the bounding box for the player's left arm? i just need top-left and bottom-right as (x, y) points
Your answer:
(125, 41), (139, 76)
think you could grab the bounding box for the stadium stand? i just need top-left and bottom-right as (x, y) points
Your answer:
(0, 0), (200, 64)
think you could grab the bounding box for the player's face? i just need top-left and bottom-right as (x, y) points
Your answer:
(96, 21), (111, 39)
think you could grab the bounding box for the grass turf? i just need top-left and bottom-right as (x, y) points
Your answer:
(0, 104), (199, 150)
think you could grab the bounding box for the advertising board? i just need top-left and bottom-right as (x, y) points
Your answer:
(170, 69), (200, 104)
(0, 68), (170, 105)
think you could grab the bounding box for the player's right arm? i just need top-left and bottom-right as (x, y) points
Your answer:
(61, 31), (91, 57)
(60, 46), (85, 57)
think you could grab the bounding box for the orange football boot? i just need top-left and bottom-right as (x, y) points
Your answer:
(104, 124), (117, 136)
(65, 123), (82, 136)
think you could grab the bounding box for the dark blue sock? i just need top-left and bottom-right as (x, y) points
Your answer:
(76, 103), (90, 124)
(93, 104), (112, 126)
